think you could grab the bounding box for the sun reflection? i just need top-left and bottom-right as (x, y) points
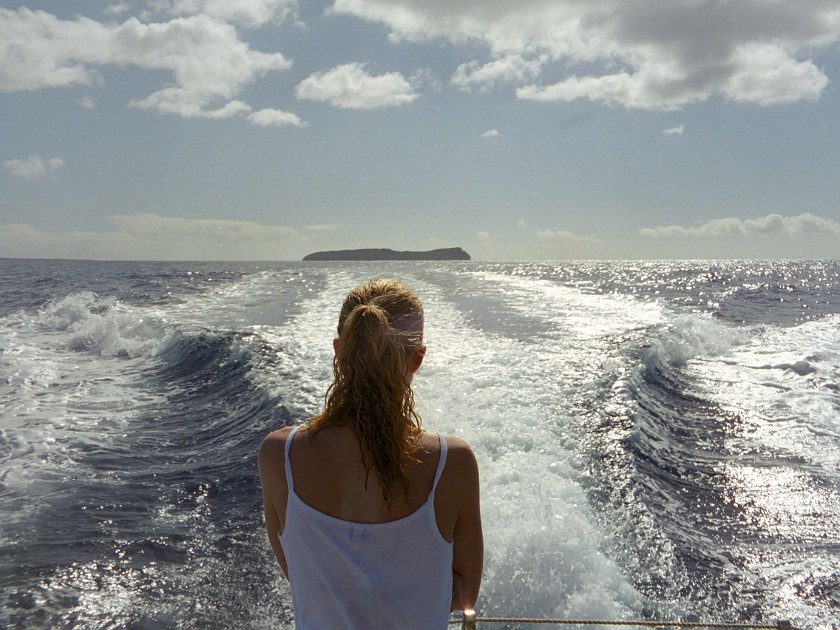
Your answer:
(721, 462), (840, 621)
(723, 464), (835, 541)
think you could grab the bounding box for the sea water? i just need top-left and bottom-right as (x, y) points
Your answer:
(1, 259), (838, 629)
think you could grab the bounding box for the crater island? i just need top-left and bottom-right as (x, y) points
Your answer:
(303, 247), (471, 261)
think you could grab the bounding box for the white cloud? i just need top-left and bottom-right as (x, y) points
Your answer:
(0, 214), (307, 260)
(663, 125), (684, 136)
(107, 213), (298, 238)
(480, 129), (499, 138)
(536, 228), (601, 245)
(4, 155), (64, 179)
(452, 55), (544, 92)
(0, 8), (292, 120)
(331, 0), (840, 109)
(640, 213), (840, 238)
(134, 98), (253, 120)
(247, 108), (306, 127)
(304, 223), (340, 232)
(476, 230), (490, 241)
(78, 96), (97, 109)
(295, 63), (419, 109)
(103, 3), (132, 17)
(142, 0), (296, 28)
(408, 67), (442, 92)
(516, 62), (709, 109)
(723, 43), (828, 105)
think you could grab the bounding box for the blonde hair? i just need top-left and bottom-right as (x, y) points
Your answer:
(308, 278), (425, 505)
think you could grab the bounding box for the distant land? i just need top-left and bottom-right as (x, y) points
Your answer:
(303, 247), (471, 261)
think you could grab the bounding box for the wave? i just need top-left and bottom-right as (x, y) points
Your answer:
(639, 314), (749, 370)
(1, 286), (299, 628)
(19, 292), (172, 359)
(594, 311), (840, 627)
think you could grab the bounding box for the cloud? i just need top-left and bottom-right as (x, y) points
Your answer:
(640, 213), (840, 238)
(304, 223), (340, 232)
(0, 214), (307, 260)
(452, 55), (544, 92)
(0, 8), (293, 120)
(331, 0), (840, 109)
(106, 213), (299, 239)
(142, 0), (296, 28)
(476, 230), (490, 241)
(295, 63), (419, 109)
(4, 155), (64, 179)
(723, 43), (828, 105)
(247, 108), (306, 127)
(78, 96), (97, 109)
(663, 125), (684, 135)
(103, 3), (132, 17)
(536, 228), (601, 245)
(480, 129), (499, 138)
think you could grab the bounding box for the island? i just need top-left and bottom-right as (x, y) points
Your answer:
(303, 247), (471, 261)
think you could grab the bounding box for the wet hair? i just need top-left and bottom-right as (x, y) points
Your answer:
(308, 278), (425, 505)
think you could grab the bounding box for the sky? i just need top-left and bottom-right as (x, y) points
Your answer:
(2, 0), (840, 261)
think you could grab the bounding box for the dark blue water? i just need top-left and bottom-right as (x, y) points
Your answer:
(1, 258), (838, 628)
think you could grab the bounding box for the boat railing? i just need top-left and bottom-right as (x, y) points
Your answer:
(452, 610), (799, 630)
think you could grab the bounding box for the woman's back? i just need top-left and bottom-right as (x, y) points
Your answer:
(279, 425), (454, 629)
(288, 425), (447, 529)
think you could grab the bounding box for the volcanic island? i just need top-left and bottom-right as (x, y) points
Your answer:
(302, 247), (471, 261)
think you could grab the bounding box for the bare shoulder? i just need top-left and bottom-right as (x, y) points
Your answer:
(264, 425), (296, 443)
(258, 426), (296, 477)
(443, 435), (477, 465)
(260, 425), (295, 452)
(441, 435), (479, 485)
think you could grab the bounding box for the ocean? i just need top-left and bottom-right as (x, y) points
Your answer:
(1, 258), (838, 629)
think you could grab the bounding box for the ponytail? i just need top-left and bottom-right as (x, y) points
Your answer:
(308, 279), (424, 505)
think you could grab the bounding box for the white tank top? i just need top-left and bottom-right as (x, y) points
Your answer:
(280, 426), (454, 629)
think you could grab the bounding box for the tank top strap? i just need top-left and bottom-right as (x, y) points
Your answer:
(431, 433), (448, 491)
(284, 425), (302, 493)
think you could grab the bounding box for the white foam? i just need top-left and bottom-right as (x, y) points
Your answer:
(166, 268), (323, 330)
(31, 292), (173, 358)
(687, 315), (840, 470)
(642, 314), (750, 369)
(414, 276), (646, 620)
(0, 293), (171, 521)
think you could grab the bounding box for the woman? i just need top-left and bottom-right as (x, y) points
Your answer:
(259, 278), (483, 629)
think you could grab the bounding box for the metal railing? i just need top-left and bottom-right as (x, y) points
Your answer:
(452, 611), (798, 630)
